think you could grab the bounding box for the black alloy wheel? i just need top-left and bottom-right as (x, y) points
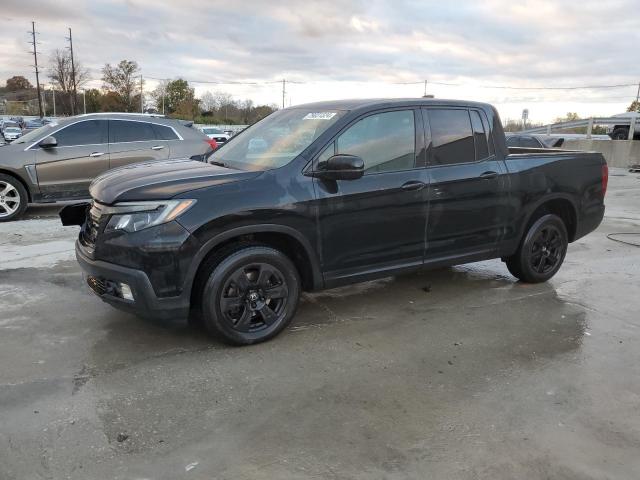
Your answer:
(220, 262), (289, 333)
(505, 214), (568, 283)
(199, 246), (300, 345)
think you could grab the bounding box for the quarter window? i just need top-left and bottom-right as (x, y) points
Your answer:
(470, 110), (490, 160)
(53, 120), (107, 147)
(336, 110), (415, 174)
(429, 109), (475, 165)
(520, 137), (542, 148)
(152, 123), (179, 140)
(109, 121), (157, 143)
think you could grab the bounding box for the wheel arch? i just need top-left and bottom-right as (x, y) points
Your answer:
(184, 224), (323, 305)
(522, 195), (578, 242)
(0, 168), (32, 202)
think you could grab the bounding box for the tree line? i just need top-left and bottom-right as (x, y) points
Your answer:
(1, 52), (277, 125)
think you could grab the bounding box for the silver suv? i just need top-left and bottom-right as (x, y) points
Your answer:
(0, 113), (215, 221)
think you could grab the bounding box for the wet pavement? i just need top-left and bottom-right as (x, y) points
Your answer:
(1, 169), (639, 479)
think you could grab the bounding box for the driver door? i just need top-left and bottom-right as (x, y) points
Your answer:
(35, 119), (109, 200)
(314, 109), (429, 286)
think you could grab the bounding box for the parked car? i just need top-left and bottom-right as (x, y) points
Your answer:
(608, 112), (640, 140)
(506, 134), (564, 148)
(0, 113), (215, 221)
(1, 120), (20, 133)
(61, 99), (607, 345)
(2, 127), (23, 142)
(201, 127), (229, 146)
(23, 119), (44, 133)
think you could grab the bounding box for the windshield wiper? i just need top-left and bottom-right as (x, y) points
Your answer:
(209, 160), (229, 168)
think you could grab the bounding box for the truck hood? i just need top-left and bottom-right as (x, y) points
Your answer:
(90, 158), (260, 204)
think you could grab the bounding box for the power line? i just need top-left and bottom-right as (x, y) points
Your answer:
(394, 79), (638, 90)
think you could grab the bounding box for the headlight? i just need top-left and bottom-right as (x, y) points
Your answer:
(104, 199), (195, 233)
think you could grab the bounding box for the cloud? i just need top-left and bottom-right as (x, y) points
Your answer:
(0, 0), (638, 121)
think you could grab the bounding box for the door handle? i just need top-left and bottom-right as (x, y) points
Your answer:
(401, 180), (426, 191)
(89, 152), (105, 157)
(479, 171), (498, 180)
(151, 145), (165, 150)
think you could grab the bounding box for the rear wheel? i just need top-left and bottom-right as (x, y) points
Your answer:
(0, 174), (28, 222)
(198, 246), (300, 345)
(505, 214), (568, 283)
(611, 127), (629, 140)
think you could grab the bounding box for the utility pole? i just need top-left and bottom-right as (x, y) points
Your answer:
(423, 80), (427, 97)
(67, 28), (77, 115)
(282, 79), (286, 109)
(29, 21), (44, 118)
(52, 85), (56, 117)
(636, 82), (640, 103)
(140, 75), (144, 113)
(82, 90), (86, 114)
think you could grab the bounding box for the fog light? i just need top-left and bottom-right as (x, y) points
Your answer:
(118, 283), (134, 301)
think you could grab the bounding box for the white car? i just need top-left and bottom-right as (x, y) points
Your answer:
(3, 127), (22, 142)
(201, 127), (230, 146)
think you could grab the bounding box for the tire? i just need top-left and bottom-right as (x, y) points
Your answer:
(611, 128), (629, 140)
(198, 245), (301, 345)
(0, 174), (28, 222)
(505, 214), (568, 283)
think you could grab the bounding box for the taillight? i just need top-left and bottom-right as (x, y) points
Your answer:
(206, 139), (218, 150)
(602, 164), (608, 197)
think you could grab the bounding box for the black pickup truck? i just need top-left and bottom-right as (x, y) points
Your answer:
(61, 99), (607, 345)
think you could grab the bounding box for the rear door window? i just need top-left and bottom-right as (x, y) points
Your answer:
(428, 109), (475, 165)
(109, 121), (158, 143)
(54, 120), (108, 147)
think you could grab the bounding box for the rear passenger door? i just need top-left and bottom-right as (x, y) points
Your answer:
(108, 120), (170, 169)
(423, 108), (507, 261)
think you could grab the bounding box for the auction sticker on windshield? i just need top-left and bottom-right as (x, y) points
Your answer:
(303, 112), (337, 120)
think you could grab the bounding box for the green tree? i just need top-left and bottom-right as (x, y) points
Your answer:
(162, 79), (195, 114)
(84, 89), (103, 113)
(6, 76), (32, 91)
(102, 60), (141, 112)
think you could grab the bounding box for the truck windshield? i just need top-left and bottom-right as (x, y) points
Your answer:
(210, 108), (345, 170)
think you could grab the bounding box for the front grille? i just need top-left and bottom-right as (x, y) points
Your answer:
(87, 275), (108, 296)
(80, 201), (105, 247)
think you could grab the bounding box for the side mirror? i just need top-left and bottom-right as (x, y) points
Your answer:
(313, 154), (364, 181)
(39, 136), (57, 149)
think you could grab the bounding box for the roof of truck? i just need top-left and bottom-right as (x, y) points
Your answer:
(285, 98), (492, 111)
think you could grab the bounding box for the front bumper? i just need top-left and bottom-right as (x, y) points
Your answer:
(75, 240), (191, 320)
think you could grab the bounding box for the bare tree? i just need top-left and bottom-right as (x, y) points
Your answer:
(199, 91), (216, 112)
(48, 49), (89, 91)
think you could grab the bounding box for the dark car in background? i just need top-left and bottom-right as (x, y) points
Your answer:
(506, 134), (564, 148)
(0, 113), (215, 221)
(61, 98), (607, 346)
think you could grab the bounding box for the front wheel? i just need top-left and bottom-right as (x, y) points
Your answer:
(505, 214), (568, 283)
(199, 246), (300, 345)
(0, 174), (28, 222)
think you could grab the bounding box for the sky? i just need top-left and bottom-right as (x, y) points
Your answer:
(1, 0), (639, 123)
